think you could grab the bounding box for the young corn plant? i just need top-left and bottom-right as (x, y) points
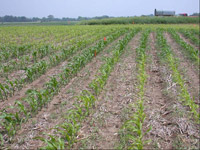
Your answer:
(0, 83), (8, 100)
(0, 28), (128, 141)
(56, 119), (80, 148)
(36, 90), (94, 149)
(119, 29), (151, 150)
(167, 28), (199, 65)
(0, 30), (104, 76)
(0, 28), (127, 102)
(0, 78), (25, 101)
(25, 60), (48, 81)
(15, 101), (30, 120)
(35, 134), (65, 150)
(0, 103), (27, 141)
(89, 28), (140, 96)
(156, 28), (199, 122)
(36, 28), (140, 149)
(75, 90), (96, 116)
(179, 28), (199, 47)
(0, 134), (3, 147)
(0, 44), (32, 64)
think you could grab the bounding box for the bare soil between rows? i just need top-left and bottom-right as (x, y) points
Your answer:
(165, 32), (199, 104)
(178, 32), (199, 50)
(73, 33), (141, 149)
(8, 34), (126, 149)
(0, 33), (118, 111)
(144, 32), (199, 149)
(2, 31), (199, 150)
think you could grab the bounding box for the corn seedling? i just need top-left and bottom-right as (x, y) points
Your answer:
(119, 29), (151, 149)
(179, 29), (199, 47)
(36, 28), (140, 149)
(156, 28), (199, 122)
(0, 29), (128, 141)
(168, 28), (199, 65)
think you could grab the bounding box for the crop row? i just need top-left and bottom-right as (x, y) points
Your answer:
(35, 28), (140, 149)
(0, 28), (124, 101)
(167, 28), (199, 65)
(0, 28), (128, 144)
(0, 26), (109, 64)
(156, 28), (199, 122)
(0, 34), (65, 63)
(119, 29), (151, 149)
(0, 26), (92, 47)
(0, 26), (106, 67)
(179, 29), (199, 47)
(188, 29), (199, 37)
(0, 45), (52, 76)
(80, 17), (199, 25)
(0, 27), (116, 76)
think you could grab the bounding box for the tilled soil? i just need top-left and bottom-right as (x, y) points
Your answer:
(0, 32), (82, 81)
(8, 34), (126, 149)
(164, 32), (199, 104)
(73, 33), (141, 149)
(178, 32), (199, 50)
(1, 31), (102, 81)
(144, 32), (199, 149)
(0, 34), (120, 111)
(0, 55), (69, 111)
(0, 32), (112, 109)
(2, 30), (199, 150)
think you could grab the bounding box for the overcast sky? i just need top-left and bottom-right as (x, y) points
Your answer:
(0, 0), (199, 18)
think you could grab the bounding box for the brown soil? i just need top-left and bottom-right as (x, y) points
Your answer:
(0, 29), (88, 67)
(0, 31), (98, 82)
(0, 29), (107, 88)
(164, 32), (199, 104)
(144, 32), (199, 149)
(0, 57), (68, 110)
(8, 34), (126, 149)
(178, 33), (199, 50)
(0, 33), (117, 110)
(2, 30), (199, 150)
(74, 33), (141, 149)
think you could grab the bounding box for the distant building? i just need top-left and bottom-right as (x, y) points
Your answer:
(190, 13), (200, 16)
(179, 13), (188, 16)
(154, 9), (175, 16)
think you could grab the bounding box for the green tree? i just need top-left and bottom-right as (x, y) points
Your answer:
(47, 15), (54, 21)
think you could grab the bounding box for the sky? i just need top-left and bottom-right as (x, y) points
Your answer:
(0, 0), (199, 18)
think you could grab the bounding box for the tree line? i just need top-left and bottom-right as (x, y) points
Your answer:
(0, 15), (112, 22)
(1, 13), (198, 23)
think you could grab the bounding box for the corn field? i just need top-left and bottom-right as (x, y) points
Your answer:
(0, 24), (199, 149)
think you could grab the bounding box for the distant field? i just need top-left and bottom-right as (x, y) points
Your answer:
(0, 24), (199, 149)
(80, 16), (199, 25)
(0, 21), (79, 26)
(1, 16), (199, 26)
